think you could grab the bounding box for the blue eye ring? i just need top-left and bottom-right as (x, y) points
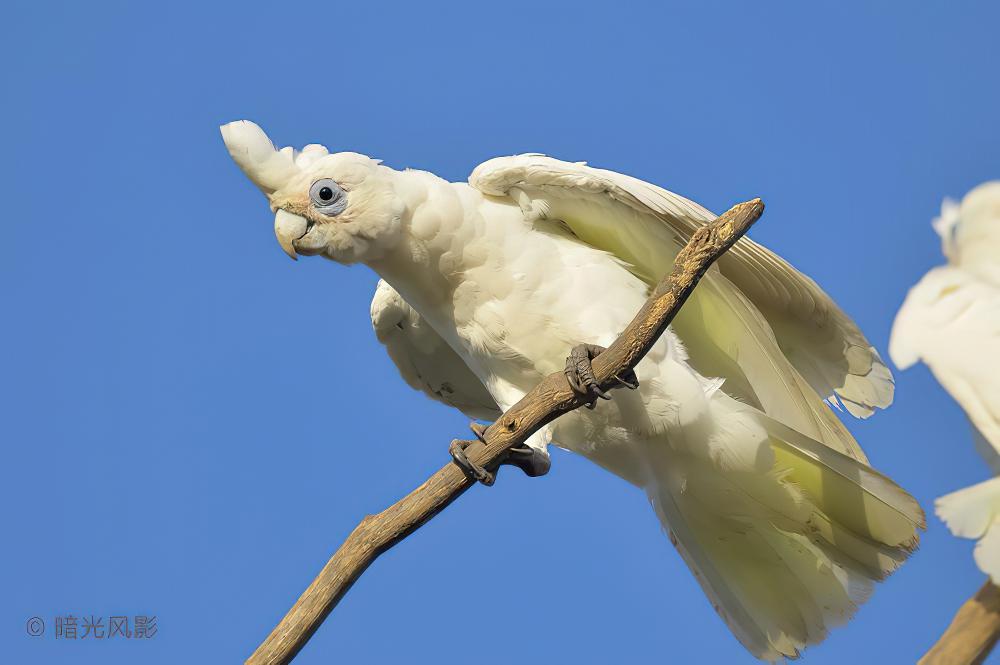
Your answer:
(309, 178), (348, 216)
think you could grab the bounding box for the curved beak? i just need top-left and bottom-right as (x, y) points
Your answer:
(274, 209), (309, 261)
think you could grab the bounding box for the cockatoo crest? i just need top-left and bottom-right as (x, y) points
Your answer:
(931, 197), (961, 261)
(220, 120), (332, 194)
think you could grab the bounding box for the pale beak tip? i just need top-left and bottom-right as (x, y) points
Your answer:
(274, 209), (308, 262)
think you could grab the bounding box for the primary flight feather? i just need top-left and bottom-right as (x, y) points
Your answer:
(223, 120), (923, 661)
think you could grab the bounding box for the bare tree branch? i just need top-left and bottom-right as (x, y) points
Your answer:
(921, 581), (1000, 665)
(245, 198), (766, 665)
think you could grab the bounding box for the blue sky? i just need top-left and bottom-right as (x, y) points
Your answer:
(3, 1), (1000, 663)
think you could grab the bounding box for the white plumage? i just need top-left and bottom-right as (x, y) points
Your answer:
(891, 182), (1000, 582)
(223, 121), (924, 660)
(371, 280), (501, 421)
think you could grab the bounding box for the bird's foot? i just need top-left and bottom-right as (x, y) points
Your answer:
(564, 343), (639, 409)
(471, 422), (550, 477)
(449, 438), (495, 486)
(450, 422), (551, 485)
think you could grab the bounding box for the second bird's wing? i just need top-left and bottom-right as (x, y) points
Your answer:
(890, 266), (1000, 462)
(371, 280), (502, 421)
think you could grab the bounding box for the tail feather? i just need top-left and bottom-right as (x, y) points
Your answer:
(645, 418), (923, 660)
(764, 415), (926, 549)
(650, 479), (785, 659)
(801, 509), (908, 581)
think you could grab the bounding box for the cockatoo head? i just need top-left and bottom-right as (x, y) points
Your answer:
(932, 181), (1000, 269)
(221, 120), (404, 264)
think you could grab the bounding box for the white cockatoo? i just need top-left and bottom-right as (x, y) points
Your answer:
(891, 182), (1000, 582)
(222, 120), (923, 661)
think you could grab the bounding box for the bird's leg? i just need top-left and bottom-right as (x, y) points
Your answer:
(502, 444), (552, 477)
(472, 422), (551, 478)
(564, 343), (639, 408)
(450, 422), (551, 485)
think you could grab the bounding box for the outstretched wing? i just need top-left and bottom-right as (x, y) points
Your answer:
(890, 266), (1000, 461)
(371, 280), (501, 421)
(470, 154), (892, 458)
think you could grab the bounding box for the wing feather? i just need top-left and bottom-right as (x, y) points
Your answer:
(470, 154), (892, 419)
(371, 280), (501, 421)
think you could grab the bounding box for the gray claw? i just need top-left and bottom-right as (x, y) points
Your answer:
(469, 422), (488, 442)
(613, 372), (639, 390)
(449, 439), (495, 486)
(564, 343), (638, 408)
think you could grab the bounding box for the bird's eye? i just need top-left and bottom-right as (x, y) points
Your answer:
(309, 178), (347, 216)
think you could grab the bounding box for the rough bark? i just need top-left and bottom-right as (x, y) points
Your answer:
(921, 581), (1000, 665)
(245, 198), (765, 665)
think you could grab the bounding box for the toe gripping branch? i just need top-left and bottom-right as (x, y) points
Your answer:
(450, 422), (551, 486)
(564, 343), (639, 409)
(451, 343), (638, 486)
(449, 426), (495, 486)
